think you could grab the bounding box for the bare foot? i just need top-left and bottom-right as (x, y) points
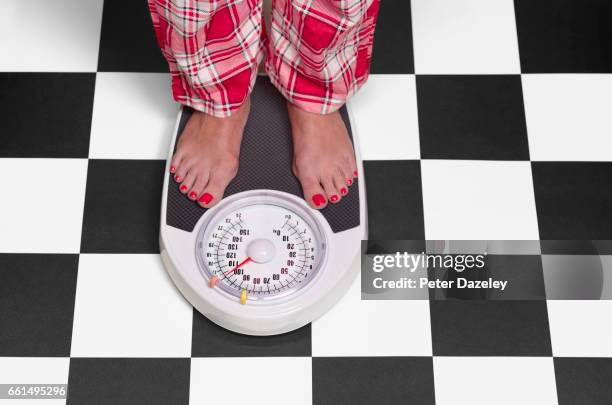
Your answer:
(287, 102), (358, 209)
(170, 99), (250, 208)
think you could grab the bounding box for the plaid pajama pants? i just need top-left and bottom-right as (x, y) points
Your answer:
(148, 0), (380, 117)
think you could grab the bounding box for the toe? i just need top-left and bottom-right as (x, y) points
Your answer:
(173, 160), (188, 184)
(346, 155), (358, 180)
(169, 153), (183, 175)
(190, 174), (209, 202)
(351, 164), (359, 180)
(342, 162), (355, 187)
(322, 177), (341, 204)
(299, 174), (328, 209)
(197, 191), (215, 207)
(334, 171), (348, 198)
(198, 184), (223, 208)
(187, 182), (199, 201)
(198, 166), (235, 208)
(338, 165), (353, 189)
(180, 167), (198, 194)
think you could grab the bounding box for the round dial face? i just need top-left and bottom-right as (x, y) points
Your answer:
(196, 197), (325, 302)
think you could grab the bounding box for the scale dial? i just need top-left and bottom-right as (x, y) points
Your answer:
(196, 195), (326, 303)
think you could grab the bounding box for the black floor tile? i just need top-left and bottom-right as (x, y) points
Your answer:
(363, 160), (424, 240)
(312, 357), (435, 405)
(0, 73), (95, 158)
(80, 159), (164, 253)
(191, 311), (311, 357)
(532, 162), (612, 239)
(554, 357), (612, 405)
(416, 75), (529, 160)
(97, 0), (168, 72)
(67, 358), (190, 405)
(484, 254), (546, 300)
(371, 0), (414, 73)
(0, 254), (78, 356)
(515, 0), (612, 73)
(430, 254), (546, 301)
(540, 240), (612, 255)
(430, 300), (552, 356)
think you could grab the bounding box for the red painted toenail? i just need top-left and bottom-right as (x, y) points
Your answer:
(330, 195), (339, 203)
(347, 178), (353, 186)
(312, 194), (326, 207)
(199, 193), (213, 204)
(340, 187), (347, 195)
(174, 175), (181, 182)
(170, 166), (176, 173)
(189, 191), (197, 200)
(180, 185), (188, 192)
(354, 170), (358, 177)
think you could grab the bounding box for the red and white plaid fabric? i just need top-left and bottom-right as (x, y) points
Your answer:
(149, 0), (379, 117)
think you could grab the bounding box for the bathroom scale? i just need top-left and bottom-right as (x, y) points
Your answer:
(160, 77), (367, 336)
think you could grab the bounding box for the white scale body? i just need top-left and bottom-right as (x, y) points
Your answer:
(160, 105), (367, 336)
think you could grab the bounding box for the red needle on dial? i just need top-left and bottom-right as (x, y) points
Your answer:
(224, 257), (252, 277)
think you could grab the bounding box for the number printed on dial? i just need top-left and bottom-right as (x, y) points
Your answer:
(200, 203), (321, 299)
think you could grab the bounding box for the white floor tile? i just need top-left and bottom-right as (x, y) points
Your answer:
(522, 74), (612, 161)
(547, 300), (612, 357)
(88, 72), (178, 160)
(350, 75), (420, 160)
(70, 254), (192, 357)
(434, 357), (558, 405)
(412, 0), (520, 74)
(0, 159), (87, 253)
(189, 357), (311, 405)
(421, 160), (539, 240)
(0, 0), (103, 72)
(312, 273), (432, 357)
(0, 357), (69, 405)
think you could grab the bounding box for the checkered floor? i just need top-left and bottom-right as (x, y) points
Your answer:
(1, 0), (612, 404)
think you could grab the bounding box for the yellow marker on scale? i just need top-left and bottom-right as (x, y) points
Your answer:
(240, 289), (248, 305)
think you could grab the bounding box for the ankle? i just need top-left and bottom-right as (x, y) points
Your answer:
(193, 97), (250, 122)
